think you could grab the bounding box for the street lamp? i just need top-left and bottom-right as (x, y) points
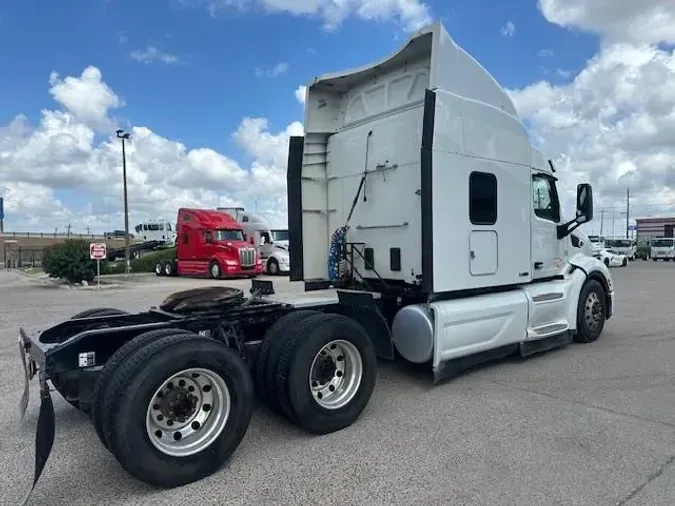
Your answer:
(116, 128), (131, 274)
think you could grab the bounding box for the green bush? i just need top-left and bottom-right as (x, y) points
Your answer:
(131, 247), (176, 272)
(100, 261), (127, 275)
(42, 239), (96, 284)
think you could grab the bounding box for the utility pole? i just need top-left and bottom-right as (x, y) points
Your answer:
(116, 129), (131, 275)
(625, 188), (630, 239)
(600, 209), (605, 237)
(66, 223), (72, 238)
(86, 226), (91, 236)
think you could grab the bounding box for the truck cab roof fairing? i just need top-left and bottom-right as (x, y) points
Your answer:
(304, 22), (520, 134)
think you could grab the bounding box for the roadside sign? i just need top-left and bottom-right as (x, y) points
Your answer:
(89, 243), (107, 260)
(0, 197), (4, 220)
(90, 243), (107, 289)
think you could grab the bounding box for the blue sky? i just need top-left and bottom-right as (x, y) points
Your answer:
(2, 0), (672, 236)
(0, 0), (596, 152)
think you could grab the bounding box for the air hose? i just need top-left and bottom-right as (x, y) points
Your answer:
(328, 130), (372, 282)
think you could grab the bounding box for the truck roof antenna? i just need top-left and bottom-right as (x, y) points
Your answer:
(548, 159), (556, 173)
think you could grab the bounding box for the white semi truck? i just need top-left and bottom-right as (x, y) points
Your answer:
(134, 219), (177, 245)
(17, 22), (614, 501)
(217, 207), (291, 275)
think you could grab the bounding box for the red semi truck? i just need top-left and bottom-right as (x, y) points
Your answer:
(155, 208), (263, 278)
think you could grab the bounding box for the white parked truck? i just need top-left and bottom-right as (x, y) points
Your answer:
(17, 22), (614, 501)
(650, 237), (675, 261)
(217, 207), (291, 275)
(134, 219), (176, 245)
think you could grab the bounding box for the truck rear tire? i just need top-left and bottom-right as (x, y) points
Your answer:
(255, 310), (321, 410)
(91, 327), (188, 451)
(50, 308), (131, 411)
(155, 261), (165, 276)
(101, 333), (254, 488)
(164, 260), (175, 276)
(573, 279), (607, 344)
(274, 313), (377, 434)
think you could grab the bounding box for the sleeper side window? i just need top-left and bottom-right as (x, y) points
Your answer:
(469, 171), (497, 226)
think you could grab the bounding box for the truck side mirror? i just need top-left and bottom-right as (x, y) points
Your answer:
(576, 183), (593, 223)
(557, 183), (594, 240)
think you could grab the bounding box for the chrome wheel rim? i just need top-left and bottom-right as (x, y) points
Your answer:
(308, 339), (362, 410)
(164, 263), (171, 275)
(145, 367), (230, 457)
(155, 263), (161, 274)
(269, 261), (277, 274)
(211, 264), (219, 278)
(584, 292), (603, 332)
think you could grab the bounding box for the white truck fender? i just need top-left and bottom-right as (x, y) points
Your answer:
(567, 253), (615, 324)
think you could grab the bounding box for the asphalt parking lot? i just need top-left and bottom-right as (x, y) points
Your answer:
(2, 262), (675, 506)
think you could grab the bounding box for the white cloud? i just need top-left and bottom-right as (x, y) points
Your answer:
(295, 85), (307, 105)
(194, 0), (433, 33)
(538, 48), (554, 57)
(500, 21), (515, 37)
(255, 62), (289, 77)
(508, 42), (675, 222)
(538, 0), (675, 45)
(0, 67), (301, 232)
(130, 46), (180, 65)
(48, 67), (123, 131)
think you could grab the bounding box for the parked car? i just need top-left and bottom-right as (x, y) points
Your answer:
(594, 248), (628, 267)
(104, 230), (134, 240)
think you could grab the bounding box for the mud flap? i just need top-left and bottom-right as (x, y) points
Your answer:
(18, 337), (30, 422)
(22, 389), (55, 506)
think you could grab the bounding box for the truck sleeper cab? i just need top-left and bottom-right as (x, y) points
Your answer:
(17, 22), (615, 502)
(289, 22), (614, 382)
(155, 208), (263, 278)
(650, 237), (675, 261)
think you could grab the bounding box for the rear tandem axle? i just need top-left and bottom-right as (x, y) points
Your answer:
(18, 281), (385, 504)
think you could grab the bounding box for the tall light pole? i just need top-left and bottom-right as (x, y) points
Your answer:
(116, 129), (131, 274)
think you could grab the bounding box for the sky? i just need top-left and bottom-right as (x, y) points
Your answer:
(1, 0), (675, 237)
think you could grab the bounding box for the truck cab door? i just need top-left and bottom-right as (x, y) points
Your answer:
(202, 230), (215, 260)
(259, 231), (272, 259)
(531, 172), (564, 279)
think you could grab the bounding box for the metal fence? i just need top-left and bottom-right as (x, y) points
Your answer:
(3, 247), (44, 268)
(1, 231), (104, 239)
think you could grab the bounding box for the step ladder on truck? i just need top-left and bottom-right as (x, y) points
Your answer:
(17, 22), (615, 502)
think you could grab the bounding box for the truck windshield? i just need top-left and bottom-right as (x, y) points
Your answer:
(215, 229), (244, 241)
(272, 230), (289, 241)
